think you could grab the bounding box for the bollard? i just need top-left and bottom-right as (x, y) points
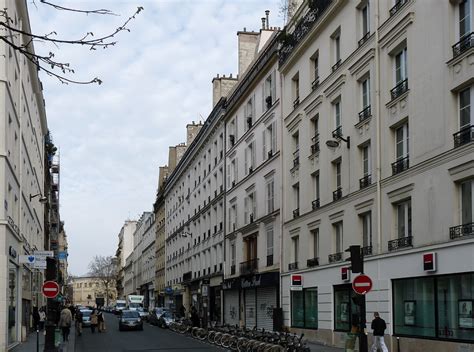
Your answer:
(397, 336), (401, 352)
(36, 327), (39, 352)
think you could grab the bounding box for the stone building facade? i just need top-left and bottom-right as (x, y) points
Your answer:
(72, 276), (117, 308)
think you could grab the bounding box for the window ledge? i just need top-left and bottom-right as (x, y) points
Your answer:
(386, 89), (409, 109)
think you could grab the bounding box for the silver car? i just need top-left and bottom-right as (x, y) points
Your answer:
(80, 309), (92, 327)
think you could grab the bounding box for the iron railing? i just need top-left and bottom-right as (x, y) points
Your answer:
(312, 198), (320, 210)
(359, 174), (372, 189)
(311, 134), (320, 154)
(392, 156), (409, 175)
(332, 126), (343, 139)
(240, 258), (259, 275)
(358, 31), (371, 46)
(307, 257), (319, 267)
(389, 0), (407, 17)
(333, 187), (342, 201)
(293, 208), (300, 218)
(362, 246), (373, 256)
(390, 79), (408, 100)
(328, 252), (343, 263)
(453, 125), (474, 148)
(267, 254), (274, 267)
(312, 77), (320, 90)
(452, 32), (474, 58)
(449, 222), (474, 240)
(288, 262), (299, 271)
(358, 105), (371, 122)
(293, 149), (300, 168)
(388, 236), (413, 251)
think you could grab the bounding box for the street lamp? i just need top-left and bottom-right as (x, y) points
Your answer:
(326, 129), (350, 149)
(29, 193), (48, 203)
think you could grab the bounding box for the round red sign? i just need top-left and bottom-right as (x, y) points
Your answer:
(42, 281), (60, 298)
(352, 274), (373, 295)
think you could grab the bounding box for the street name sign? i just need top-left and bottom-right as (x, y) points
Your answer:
(19, 255), (36, 264)
(42, 281), (60, 299)
(352, 274), (373, 295)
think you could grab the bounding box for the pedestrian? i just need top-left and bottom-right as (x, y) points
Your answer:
(179, 305), (186, 318)
(90, 310), (99, 333)
(58, 306), (73, 342)
(370, 312), (389, 352)
(97, 310), (106, 333)
(75, 309), (83, 336)
(39, 308), (46, 331)
(190, 306), (200, 328)
(345, 315), (360, 352)
(32, 307), (40, 331)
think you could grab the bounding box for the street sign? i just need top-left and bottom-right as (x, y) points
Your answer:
(352, 274), (373, 295)
(58, 252), (68, 260)
(34, 251), (54, 257)
(19, 255), (36, 264)
(34, 257), (47, 269)
(42, 281), (60, 298)
(290, 274), (303, 291)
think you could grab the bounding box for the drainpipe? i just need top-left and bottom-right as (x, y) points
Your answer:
(375, 0), (382, 257)
(278, 66), (285, 330)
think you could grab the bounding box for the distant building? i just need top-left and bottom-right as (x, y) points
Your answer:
(72, 276), (117, 307)
(115, 220), (137, 299)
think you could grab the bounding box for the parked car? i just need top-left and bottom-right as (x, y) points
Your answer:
(136, 307), (149, 321)
(80, 309), (92, 327)
(118, 310), (143, 331)
(148, 307), (169, 326)
(157, 311), (175, 328)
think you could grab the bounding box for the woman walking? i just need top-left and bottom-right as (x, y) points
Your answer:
(90, 310), (99, 333)
(59, 306), (72, 342)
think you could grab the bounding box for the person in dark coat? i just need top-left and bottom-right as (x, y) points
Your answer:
(370, 312), (388, 352)
(190, 306), (200, 327)
(32, 307), (40, 330)
(179, 305), (186, 318)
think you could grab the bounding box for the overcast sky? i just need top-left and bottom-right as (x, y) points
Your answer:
(28, 1), (284, 276)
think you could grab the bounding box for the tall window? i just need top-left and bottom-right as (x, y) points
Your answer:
(334, 222), (343, 253)
(311, 229), (319, 259)
(395, 48), (408, 84)
(335, 34), (341, 63)
(361, 3), (370, 36)
(291, 288), (318, 329)
(312, 172), (320, 201)
(362, 144), (371, 176)
(335, 160), (342, 189)
(263, 121), (277, 158)
(334, 100), (342, 129)
(245, 96), (255, 130)
(266, 178), (275, 214)
(292, 236), (299, 263)
(396, 199), (412, 238)
(245, 141), (256, 174)
(293, 183), (300, 212)
(293, 73), (300, 105)
(460, 87), (471, 129)
(396, 123), (409, 160)
(245, 191), (257, 224)
(266, 225), (274, 265)
(230, 241), (236, 268)
(229, 204), (237, 231)
(361, 212), (372, 248)
(461, 179), (473, 225)
(264, 70), (276, 109)
(460, 0), (471, 38)
(362, 77), (370, 109)
(311, 51), (319, 88)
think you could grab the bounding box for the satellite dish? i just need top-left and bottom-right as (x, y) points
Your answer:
(326, 140), (340, 148)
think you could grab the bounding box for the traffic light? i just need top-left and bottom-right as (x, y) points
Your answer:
(45, 257), (57, 281)
(345, 245), (363, 273)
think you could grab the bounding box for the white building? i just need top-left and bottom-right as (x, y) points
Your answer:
(279, 0), (474, 351)
(115, 220), (137, 299)
(0, 1), (49, 349)
(222, 27), (282, 331)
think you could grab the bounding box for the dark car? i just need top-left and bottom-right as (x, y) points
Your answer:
(148, 307), (169, 326)
(118, 310), (143, 331)
(157, 311), (176, 328)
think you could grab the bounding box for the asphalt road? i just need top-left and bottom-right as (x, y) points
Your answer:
(75, 313), (224, 352)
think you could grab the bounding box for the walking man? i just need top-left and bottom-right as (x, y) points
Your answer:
(370, 312), (388, 352)
(59, 306), (73, 342)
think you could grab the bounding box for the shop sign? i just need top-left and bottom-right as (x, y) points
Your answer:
(290, 274), (303, 291)
(341, 267), (350, 282)
(423, 252), (436, 272)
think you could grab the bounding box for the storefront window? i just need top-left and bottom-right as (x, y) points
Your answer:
(291, 287), (318, 329)
(334, 285), (360, 331)
(8, 263), (18, 345)
(394, 273), (474, 342)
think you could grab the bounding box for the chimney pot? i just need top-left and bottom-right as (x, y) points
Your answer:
(265, 10), (270, 29)
(261, 17), (266, 30)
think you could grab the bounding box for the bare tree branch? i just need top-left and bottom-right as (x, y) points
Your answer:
(88, 255), (118, 306)
(38, 0), (117, 16)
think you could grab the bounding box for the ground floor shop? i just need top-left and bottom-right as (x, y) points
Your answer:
(223, 271), (279, 331)
(281, 241), (474, 352)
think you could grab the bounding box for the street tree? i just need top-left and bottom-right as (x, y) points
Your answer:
(88, 255), (117, 307)
(0, 1), (143, 84)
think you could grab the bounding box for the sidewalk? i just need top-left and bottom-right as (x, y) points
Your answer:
(12, 326), (76, 352)
(307, 341), (345, 352)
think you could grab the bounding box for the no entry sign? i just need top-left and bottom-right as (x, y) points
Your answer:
(352, 274), (373, 295)
(42, 281), (60, 299)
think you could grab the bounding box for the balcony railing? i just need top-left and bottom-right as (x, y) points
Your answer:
(247, 117), (253, 129)
(358, 32), (370, 46)
(358, 105), (371, 122)
(230, 264), (236, 275)
(392, 156), (409, 175)
(453, 125), (474, 148)
(332, 126), (343, 139)
(359, 174), (372, 189)
(229, 134), (235, 146)
(288, 262), (299, 271)
(312, 198), (320, 210)
(240, 258), (259, 275)
(452, 32), (474, 58)
(267, 254), (274, 267)
(311, 134), (320, 154)
(332, 59), (342, 72)
(293, 208), (300, 218)
(333, 187), (342, 201)
(293, 97), (300, 108)
(390, 79), (408, 100)
(362, 246), (373, 256)
(449, 222), (474, 240)
(293, 149), (300, 168)
(389, 0), (407, 17)
(328, 252), (343, 263)
(307, 257), (319, 268)
(388, 236), (413, 251)
(312, 77), (319, 90)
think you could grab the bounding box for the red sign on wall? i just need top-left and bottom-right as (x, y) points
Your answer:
(290, 274), (303, 291)
(423, 252), (436, 272)
(341, 267), (350, 282)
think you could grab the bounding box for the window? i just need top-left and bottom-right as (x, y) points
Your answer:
(266, 178), (275, 214)
(292, 132), (300, 168)
(245, 96), (255, 130)
(362, 144), (371, 177)
(334, 100), (342, 130)
(335, 160), (342, 189)
(334, 284), (361, 331)
(311, 115), (320, 154)
(361, 3), (370, 36)
(396, 199), (412, 238)
(461, 179), (473, 225)
(245, 142), (256, 174)
(230, 241), (236, 267)
(334, 222), (343, 253)
(312, 172), (320, 203)
(229, 204), (237, 231)
(263, 121), (277, 158)
(293, 183), (300, 214)
(292, 236), (299, 264)
(266, 225), (274, 265)
(460, 87), (471, 130)
(460, 0), (471, 39)
(362, 77), (370, 109)
(396, 123), (409, 160)
(311, 229), (319, 259)
(395, 47), (408, 84)
(292, 73), (300, 106)
(291, 288), (318, 329)
(361, 212), (372, 248)
(264, 70), (276, 109)
(335, 34), (341, 63)
(244, 191), (256, 224)
(311, 52), (319, 88)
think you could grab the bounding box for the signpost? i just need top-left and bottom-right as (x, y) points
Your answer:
(352, 274), (373, 295)
(34, 251), (53, 270)
(42, 281), (60, 299)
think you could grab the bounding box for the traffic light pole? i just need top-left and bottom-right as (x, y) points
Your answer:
(359, 253), (368, 352)
(44, 258), (58, 352)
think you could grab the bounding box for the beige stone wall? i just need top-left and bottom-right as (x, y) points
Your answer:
(72, 277), (117, 307)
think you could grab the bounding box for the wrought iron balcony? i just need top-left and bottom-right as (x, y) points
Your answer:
(358, 105), (371, 122)
(312, 77), (320, 90)
(240, 258), (258, 275)
(288, 262), (298, 271)
(392, 156), (409, 175)
(358, 32), (370, 47)
(229, 134), (235, 146)
(312, 198), (320, 210)
(268, 150), (273, 159)
(247, 116), (253, 129)
(333, 187), (342, 201)
(293, 97), (300, 108)
(332, 59), (342, 72)
(388, 236), (413, 251)
(452, 32), (474, 58)
(362, 246), (373, 256)
(293, 208), (300, 218)
(266, 95), (273, 109)
(267, 254), (274, 267)
(389, 0), (407, 17)
(359, 174), (372, 189)
(450, 222), (474, 240)
(332, 126), (343, 139)
(307, 257), (319, 267)
(328, 252), (343, 263)
(453, 125), (474, 148)
(390, 79), (408, 100)
(293, 149), (300, 168)
(230, 264), (236, 275)
(311, 134), (320, 154)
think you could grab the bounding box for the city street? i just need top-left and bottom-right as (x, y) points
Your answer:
(75, 313), (223, 352)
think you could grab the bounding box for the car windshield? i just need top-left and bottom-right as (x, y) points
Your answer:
(81, 310), (92, 317)
(122, 311), (139, 318)
(116, 303), (126, 307)
(129, 303), (141, 309)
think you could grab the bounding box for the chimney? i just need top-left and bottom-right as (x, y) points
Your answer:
(212, 75), (238, 107)
(261, 17), (266, 30)
(158, 165), (169, 189)
(186, 122), (203, 146)
(265, 10), (270, 29)
(237, 30), (259, 76)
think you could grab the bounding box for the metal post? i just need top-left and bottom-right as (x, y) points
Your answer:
(36, 326), (39, 352)
(359, 252), (368, 352)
